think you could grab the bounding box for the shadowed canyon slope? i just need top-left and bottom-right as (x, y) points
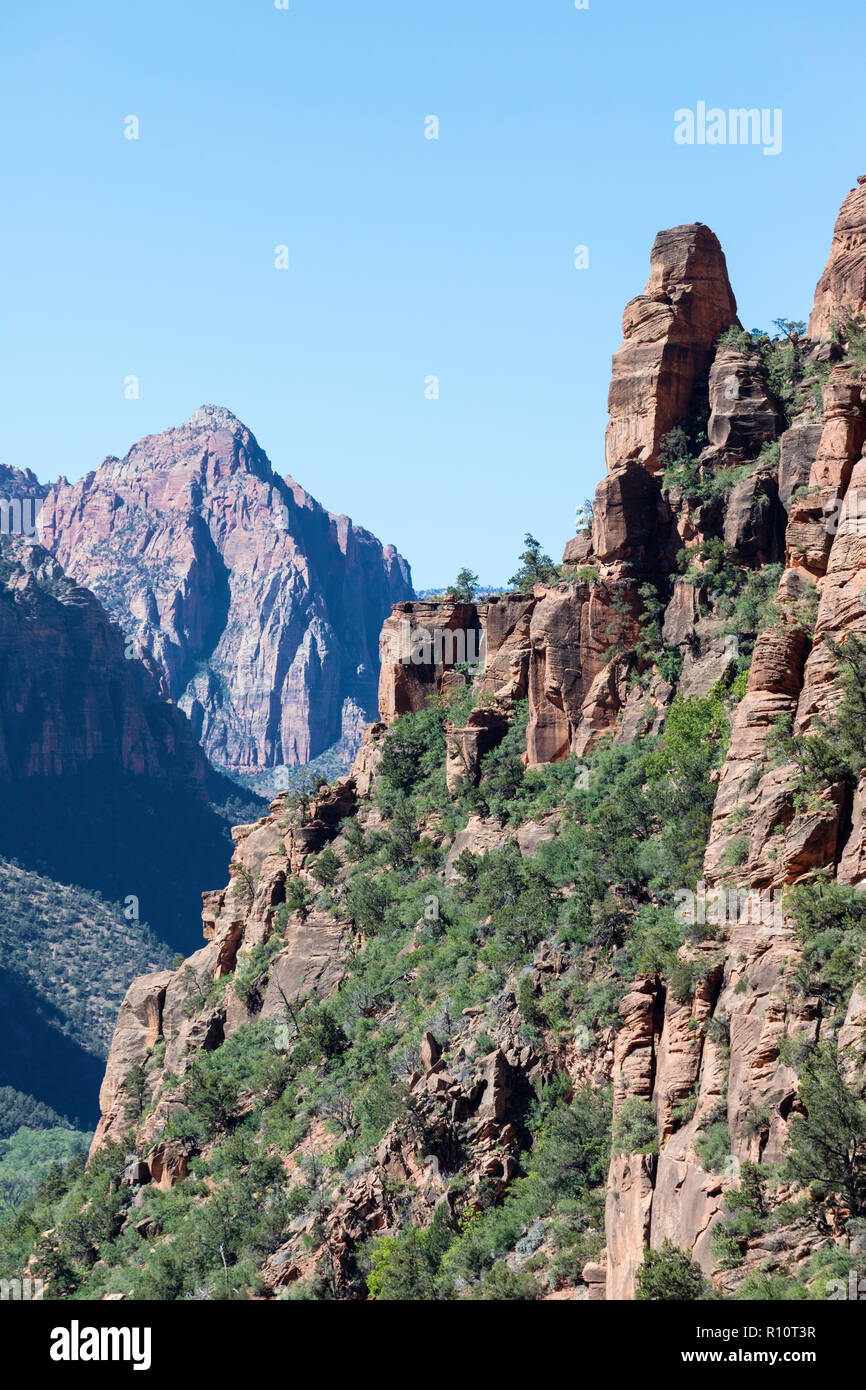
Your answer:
(39, 405), (414, 773)
(0, 534), (262, 1122)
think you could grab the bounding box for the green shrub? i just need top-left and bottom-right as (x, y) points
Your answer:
(635, 1239), (713, 1300)
(612, 1098), (658, 1156)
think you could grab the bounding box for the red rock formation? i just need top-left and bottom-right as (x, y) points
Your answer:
(605, 224), (739, 475)
(377, 600), (483, 722)
(809, 175), (866, 340)
(39, 406), (412, 773)
(785, 367), (866, 577)
(602, 200), (866, 1294)
(706, 346), (783, 460)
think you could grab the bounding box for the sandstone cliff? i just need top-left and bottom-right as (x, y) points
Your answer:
(0, 533), (207, 787)
(809, 174), (866, 340)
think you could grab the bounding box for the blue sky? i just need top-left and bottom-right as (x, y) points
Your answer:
(2, 0), (864, 587)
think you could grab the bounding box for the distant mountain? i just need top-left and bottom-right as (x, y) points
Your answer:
(39, 405), (414, 774)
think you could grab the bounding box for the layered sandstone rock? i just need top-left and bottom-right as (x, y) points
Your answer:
(706, 346), (782, 459)
(378, 600), (483, 721)
(592, 194), (866, 1299)
(605, 224), (738, 475)
(809, 174), (866, 340)
(39, 406), (413, 772)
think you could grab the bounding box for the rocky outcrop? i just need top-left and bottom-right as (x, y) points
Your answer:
(378, 601), (483, 722)
(778, 423), (823, 511)
(785, 367), (866, 578)
(580, 191), (866, 1299)
(376, 580), (648, 767)
(809, 174), (866, 340)
(378, 593), (536, 725)
(605, 224), (738, 475)
(39, 406), (413, 773)
(706, 346), (782, 459)
(526, 581), (642, 763)
(374, 221), (771, 770)
(90, 765), (360, 1151)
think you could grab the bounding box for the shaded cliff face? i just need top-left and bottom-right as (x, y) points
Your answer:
(0, 530), (257, 950)
(0, 534), (206, 786)
(0, 531), (262, 1124)
(39, 405), (413, 773)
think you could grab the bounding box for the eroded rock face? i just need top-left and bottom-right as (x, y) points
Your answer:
(604, 410), (866, 1296)
(707, 347), (782, 459)
(809, 174), (866, 340)
(605, 224), (739, 475)
(778, 423), (823, 511)
(592, 463), (673, 570)
(39, 406), (413, 772)
(90, 769), (357, 1152)
(567, 197), (866, 1299)
(92, 970), (174, 1153)
(378, 601), (483, 722)
(786, 369), (866, 578)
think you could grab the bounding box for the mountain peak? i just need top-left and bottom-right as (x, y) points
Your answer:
(185, 404), (247, 434)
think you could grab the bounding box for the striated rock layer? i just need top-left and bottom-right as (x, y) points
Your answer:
(605, 223), (739, 476)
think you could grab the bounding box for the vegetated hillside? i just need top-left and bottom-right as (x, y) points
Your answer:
(0, 1091), (90, 1219)
(0, 1125), (89, 1218)
(7, 177), (866, 1302)
(0, 858), (173, 1124)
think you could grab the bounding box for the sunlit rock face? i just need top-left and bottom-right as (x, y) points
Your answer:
(39, 405), (413, 771)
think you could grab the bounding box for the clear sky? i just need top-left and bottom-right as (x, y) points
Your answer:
(2, 0), (865, 588)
